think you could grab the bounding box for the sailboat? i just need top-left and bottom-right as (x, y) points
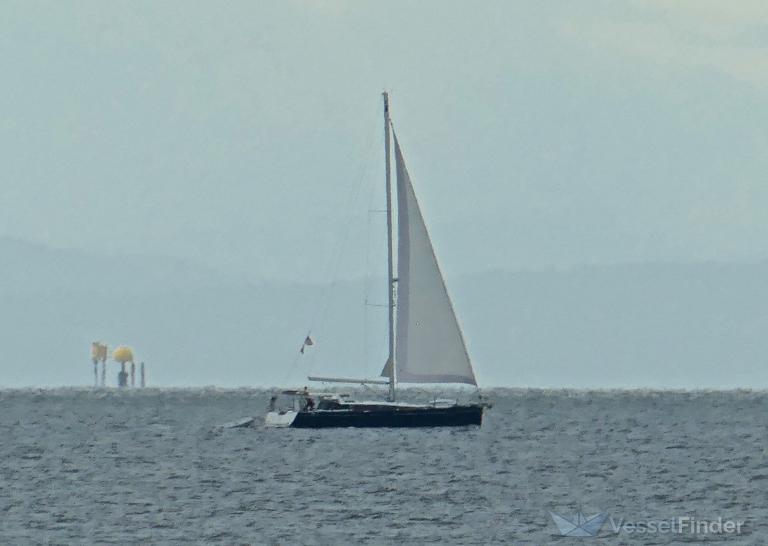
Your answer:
(265, 93), (485, 428)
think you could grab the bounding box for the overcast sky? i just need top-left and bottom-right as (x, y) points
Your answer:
(2, 1), (768, 283)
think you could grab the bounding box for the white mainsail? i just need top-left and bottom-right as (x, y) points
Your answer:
(391, 134), (477, 385)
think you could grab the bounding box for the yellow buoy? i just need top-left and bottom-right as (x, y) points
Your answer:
(113, 346), (134, 364)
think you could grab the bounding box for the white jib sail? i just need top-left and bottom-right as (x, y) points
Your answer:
(392, 135), (477, 385)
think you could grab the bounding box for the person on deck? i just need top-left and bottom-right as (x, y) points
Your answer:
(301, 386), (315, 411)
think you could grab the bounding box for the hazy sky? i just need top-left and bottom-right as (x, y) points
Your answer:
(2, 1), (768, 282)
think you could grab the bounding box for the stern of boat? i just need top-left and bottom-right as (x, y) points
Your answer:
(264, 410), (298, 427)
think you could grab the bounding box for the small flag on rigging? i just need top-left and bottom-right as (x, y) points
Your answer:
(299, 335), (314, 354)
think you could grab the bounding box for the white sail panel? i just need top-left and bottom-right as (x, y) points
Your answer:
(393, 135), (477, 385)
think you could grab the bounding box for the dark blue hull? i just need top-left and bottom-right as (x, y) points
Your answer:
(290, 404), (483, 428)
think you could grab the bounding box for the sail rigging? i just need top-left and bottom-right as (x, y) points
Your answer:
(311, 94), (477, 391)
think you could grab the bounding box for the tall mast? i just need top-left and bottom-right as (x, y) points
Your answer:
(383, 92), (396, 402)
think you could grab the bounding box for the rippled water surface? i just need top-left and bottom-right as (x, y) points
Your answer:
(0, 388), (765, 544)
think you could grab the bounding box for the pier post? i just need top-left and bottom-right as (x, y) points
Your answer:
(130, 362), (135, 387)
(118, 363), (128, 388)
(140, 362), (145, 388)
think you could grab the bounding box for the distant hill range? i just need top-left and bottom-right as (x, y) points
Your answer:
(2, 237), (767, 388)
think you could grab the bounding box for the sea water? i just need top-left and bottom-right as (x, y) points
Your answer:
(0, 388), (764, 544)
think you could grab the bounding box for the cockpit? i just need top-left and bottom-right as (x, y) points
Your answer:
(269, 390), (350, 413)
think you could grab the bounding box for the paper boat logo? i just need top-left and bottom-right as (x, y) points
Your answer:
(549, 511), (609, 537)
